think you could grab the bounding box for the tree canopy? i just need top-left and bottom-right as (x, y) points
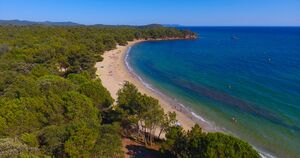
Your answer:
(0, 25), (259, 158)
(0, 25), (195, 157)
(161, 124), (260, 158)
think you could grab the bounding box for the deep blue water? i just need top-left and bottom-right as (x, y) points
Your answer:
(127, 27), (300, 158)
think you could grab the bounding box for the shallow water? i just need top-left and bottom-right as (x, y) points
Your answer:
(127, 27), (300, 158)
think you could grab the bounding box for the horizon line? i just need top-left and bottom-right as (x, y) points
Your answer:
(1, 19), (300, 27)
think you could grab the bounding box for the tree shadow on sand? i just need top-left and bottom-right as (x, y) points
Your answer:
(125, 144), (166, 158)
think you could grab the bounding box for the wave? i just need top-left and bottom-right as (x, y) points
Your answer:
(125, 44), (276, 158)
(125, 47), (165, 97)
(191, 111), (208, 123)
(258, 150), (277, 158)
(125, 49), (219, 131)
(125, 46), (134, 72)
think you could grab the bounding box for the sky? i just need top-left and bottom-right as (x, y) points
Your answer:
(0, 0), (299, 26)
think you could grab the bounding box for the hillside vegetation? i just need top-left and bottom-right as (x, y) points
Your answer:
(0, 25), (259, 158)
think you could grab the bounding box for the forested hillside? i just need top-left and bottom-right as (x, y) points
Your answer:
(0, 25), (194, 157)
(0, 25), (258, 158)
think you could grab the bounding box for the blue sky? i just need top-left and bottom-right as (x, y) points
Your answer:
(0, 0), (299, 26)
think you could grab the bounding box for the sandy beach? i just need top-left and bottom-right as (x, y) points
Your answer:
(96, 40), (200, 131)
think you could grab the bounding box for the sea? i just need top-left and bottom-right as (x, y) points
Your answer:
(126, 27), (300, 158)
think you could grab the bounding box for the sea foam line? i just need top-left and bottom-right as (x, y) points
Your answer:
(125, 45), (212, 127)
(191, 111), (208, 123)
(125, 44), (276, 158)
(125, 46), (165, 97)
(258, 149), (277, 158)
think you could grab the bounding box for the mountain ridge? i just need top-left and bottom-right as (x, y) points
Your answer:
(0, 20), (169, 28)
(0, 19), (82, 26)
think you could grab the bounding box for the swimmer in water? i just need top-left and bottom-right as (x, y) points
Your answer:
(231, 117), (237, 123)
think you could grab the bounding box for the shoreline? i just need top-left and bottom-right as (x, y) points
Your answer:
(95, 39), (274, 157)
(95, 39), (214, 132)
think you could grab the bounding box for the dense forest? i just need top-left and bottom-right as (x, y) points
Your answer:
(0, 25), (259, 157)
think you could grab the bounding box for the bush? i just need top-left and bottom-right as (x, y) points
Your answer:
(161, 124), (260, 158)
(0, 138), (41, 157)
(79, 80), (113, 109)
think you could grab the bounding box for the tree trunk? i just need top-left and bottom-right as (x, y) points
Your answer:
(137, 121), (140, 133)
(144, 128), (148, 146)
(149, 128), (152, 146)
(158, 127), (164, 139)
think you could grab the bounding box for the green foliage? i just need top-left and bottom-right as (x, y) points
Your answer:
(158, 111), (177, 139)
(1, 25), (192, 78)
(3, 75), (40, 98)
(102, 105), (126, 124)
(0, 24), (164, 154)
(67, 73), (90, 85)
(160, 125), (185, 155)
(117, 81), (141, 115)
(30, 65), (52, 77)
(79, 80), (114, 109)
(20, 133), (39, 147)
(62, 91), (100, 124)
(42, 93), (66, 125)
(37, 75), (75, 95)
(161, 124), (260, 158)
(0, 97), (46, 136)
(0, 25), (257, 158)
(0, 116), (7, 134)
(116, 82), (164, 145)
(92, 124), (124, 158)
(199, 132), (260, 158)
(64, 122), (99, 158)
(138, 94), (164, 145)
(0, 25), (192, 156)
(0, 138), (42, 157)
(0, 44), (10, 56)
(39, 125), (68, 156)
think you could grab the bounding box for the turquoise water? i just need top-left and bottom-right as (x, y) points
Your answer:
(127, 27), (300, 158)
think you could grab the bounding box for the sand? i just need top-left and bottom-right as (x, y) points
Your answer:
(96, 40), (200, 131)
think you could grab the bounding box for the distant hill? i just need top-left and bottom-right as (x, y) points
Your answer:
(138, 24), (164, 28)
(0, 20), (82, 26)
(162, 24), (184, 27)
(91, 24), (133, 28)
(0, 20), (172, 28)
(91, 24), (164, 28)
